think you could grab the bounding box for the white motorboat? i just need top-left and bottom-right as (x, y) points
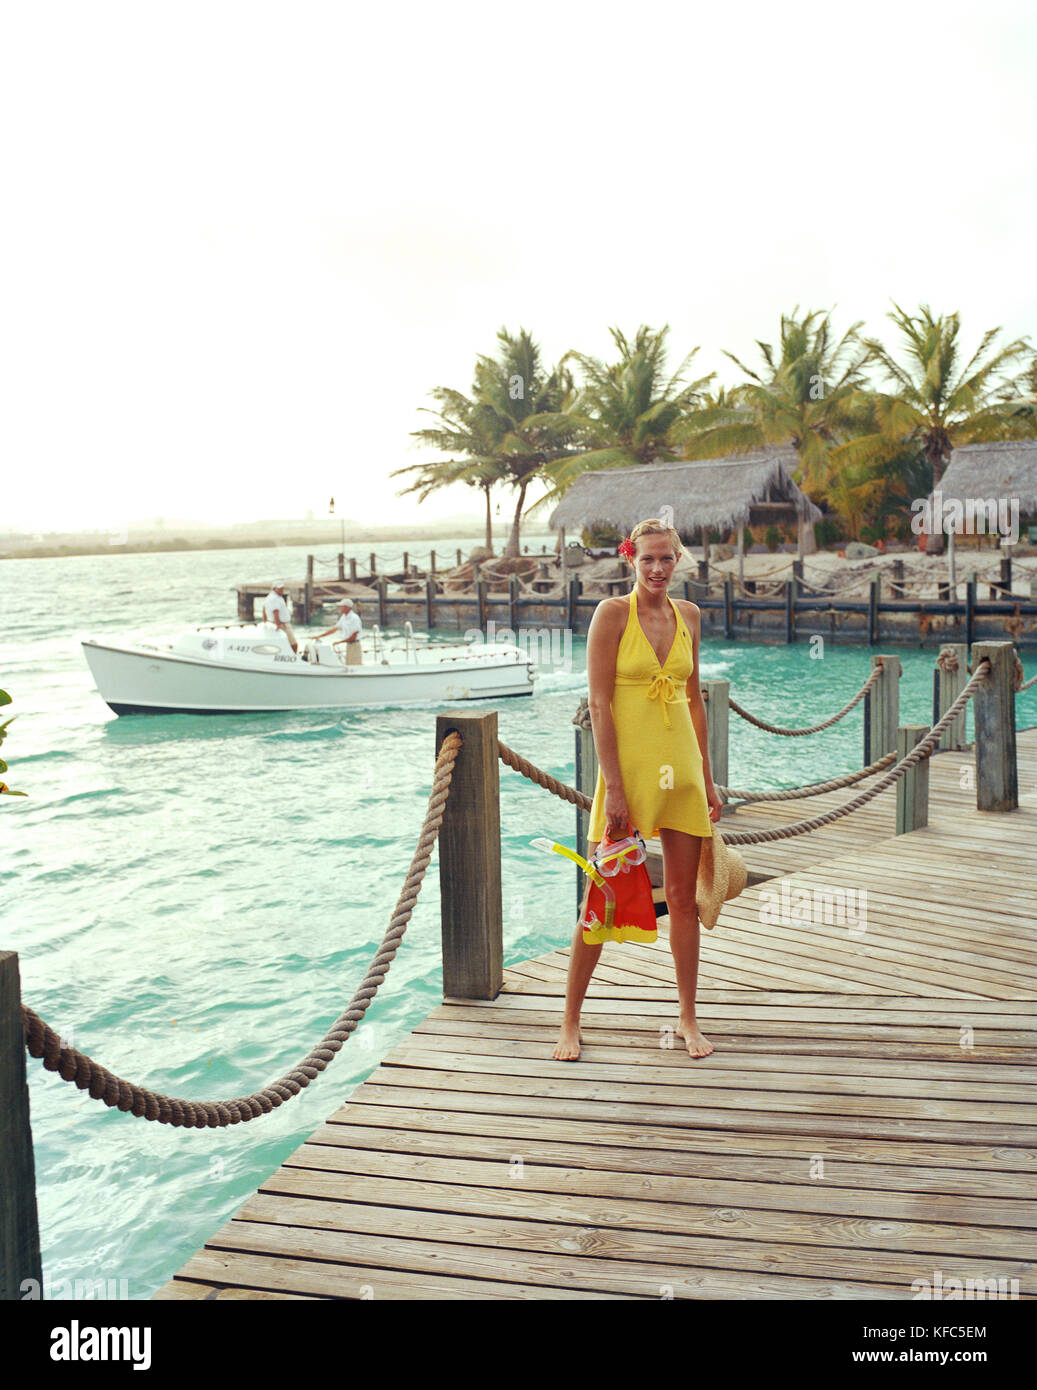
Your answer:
(81, 623), (536, 714)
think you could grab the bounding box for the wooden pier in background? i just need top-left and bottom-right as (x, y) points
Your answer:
(154, 710), (1037, 1300)
(235, 549), (1037, 647)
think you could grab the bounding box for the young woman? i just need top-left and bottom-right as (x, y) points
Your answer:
(552, 518), (723, 1062)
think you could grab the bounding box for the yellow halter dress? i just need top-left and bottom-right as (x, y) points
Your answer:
(587, 591), (714, 846)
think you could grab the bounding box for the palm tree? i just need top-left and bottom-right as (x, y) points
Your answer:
(469, 328), (579, 557)
(400, 328), (578, 559)
(837, 302), (1034, 551)
(394, 389), (503, 551)
(676, 307), (873, 500)
(533, 324), (714, 511)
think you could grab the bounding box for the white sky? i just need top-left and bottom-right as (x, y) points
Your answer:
(3, 0), (1035, 532)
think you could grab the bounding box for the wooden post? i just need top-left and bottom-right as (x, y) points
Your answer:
(237, 589), (254, 622)
(1, 951), (43, 1300)
(456, 548), (462, 568)
(403, 551), (409, 573)
(895, 725), (929, 834)
(994, 554), (1011, 599)
(723, 574), (734, 639)
(370, 553), (377, 575)
(305, 554), (315, 625)
(737, 526), (745, 587)
(508, 575), (519, 633)
(425, 577), (435, 632)
(435, 712), (503, 1000)
(337, 553), (345, 580)
(430, 550), (437, 575)
(868, 579), (878, 645)
(567, 575), (579, 631)
(868, 655), (901, 758)
(574, 714), (599, 910)
(891, 558), (904, 598)
(377, 575), (388, 627)
(697, 560), (709, 586)
(702, 679), (729, 791)
(965, 575), (976, 648)
(792, 558), (803, 584)
(476, 576), (487, 630)
(971, 641), (1018, 812)
(349, 557), (357, 581)
(785, 574), (797, 644)
(935, 643), (968, 751)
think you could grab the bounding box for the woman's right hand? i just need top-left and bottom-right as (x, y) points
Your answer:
(603, 786), (630, 839)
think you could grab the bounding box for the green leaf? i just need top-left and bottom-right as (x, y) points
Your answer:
(0, 690), (11, 707)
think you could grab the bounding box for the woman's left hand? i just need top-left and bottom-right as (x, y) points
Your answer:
(706, 781), (723, 822)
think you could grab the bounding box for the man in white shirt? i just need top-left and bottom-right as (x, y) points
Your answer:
(312, 598), (363, 664)
(261, 581), (298, 653)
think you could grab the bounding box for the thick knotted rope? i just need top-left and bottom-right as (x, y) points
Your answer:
(1011, 649), (1037, 692)
(21, 732), (463, 1127)
(729, 661), (885, 736)
(499, 739), (592, 811)
(720, 750), (898, 802)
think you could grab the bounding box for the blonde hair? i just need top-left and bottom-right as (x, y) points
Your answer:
(629, 517), (683, 559)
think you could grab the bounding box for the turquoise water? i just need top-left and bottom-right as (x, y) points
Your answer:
(3, 540), (1035, 1299)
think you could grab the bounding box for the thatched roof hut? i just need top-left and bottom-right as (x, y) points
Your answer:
(918, 440), (1037, 553)
(547, 449), (823, 559)
(927, 441), (1037, 515)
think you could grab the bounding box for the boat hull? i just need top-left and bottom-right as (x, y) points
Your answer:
(82, 638), (535, 713)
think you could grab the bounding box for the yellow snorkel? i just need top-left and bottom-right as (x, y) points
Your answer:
(530, 837), (616, 929)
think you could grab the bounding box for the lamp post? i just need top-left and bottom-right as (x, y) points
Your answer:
(329, 496), (344, 551)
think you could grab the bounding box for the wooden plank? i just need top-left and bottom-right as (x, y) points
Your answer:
(323, 1104), (1037, 1172)
(197, 1216), (969, 1299)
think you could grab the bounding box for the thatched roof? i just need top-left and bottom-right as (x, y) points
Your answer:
(928, 440), (1037, 512)
(547, 450), (823, 534)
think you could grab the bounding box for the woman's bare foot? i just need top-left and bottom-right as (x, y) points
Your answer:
(552, 1020), (584, 1060)
(676, 1016), (714, 1059)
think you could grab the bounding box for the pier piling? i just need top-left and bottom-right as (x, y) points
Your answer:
(0, 951), (42, 1301)
(895, 725), (930, 833)
(971, 641), (1018, 812)
(435, 712), (503, 1000)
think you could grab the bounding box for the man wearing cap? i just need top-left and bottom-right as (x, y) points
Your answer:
(262, 581), (298, 653)
(312, 598), (363, 665)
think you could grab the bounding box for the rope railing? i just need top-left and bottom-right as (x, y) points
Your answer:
(499, 658), (992, 846)
(21, 732), (463, 1127)
(720, 659), (989, 845)
(719, 750), (898, 803)
(729, 662), (884, 736)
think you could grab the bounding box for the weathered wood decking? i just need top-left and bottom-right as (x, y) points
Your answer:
(154, 732), (1037, 1300)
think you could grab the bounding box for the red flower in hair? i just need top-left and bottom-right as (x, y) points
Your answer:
(617, 537), (635, 559)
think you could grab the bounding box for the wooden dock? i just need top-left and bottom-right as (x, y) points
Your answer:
(154, 725), (1037, 1300)
(234, 549), (1037, 646)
